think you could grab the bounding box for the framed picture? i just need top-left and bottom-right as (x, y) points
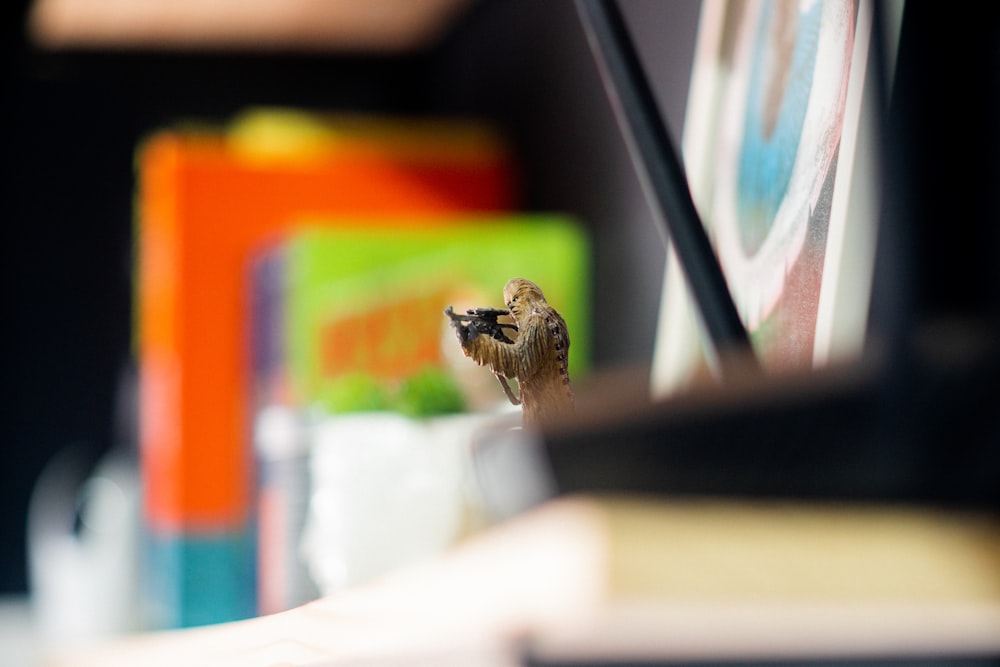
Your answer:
(652, 0), (902, 396)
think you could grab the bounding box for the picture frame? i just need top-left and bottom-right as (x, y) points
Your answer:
(652, 0), (902, 396)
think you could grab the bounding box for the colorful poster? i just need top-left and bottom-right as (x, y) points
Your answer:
(654, 0), (887, 393)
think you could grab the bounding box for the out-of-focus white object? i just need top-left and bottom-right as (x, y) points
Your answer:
(302, 412), (486, 595)
(471, 425), (556, 522)
(29, 0), (471, 51)
(27, 448), (141, 647)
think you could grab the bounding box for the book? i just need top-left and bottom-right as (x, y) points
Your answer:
(251, 217), (591, 412)
(135, 109), (513, 627)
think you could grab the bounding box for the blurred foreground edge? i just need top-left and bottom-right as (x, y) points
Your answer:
(475, 344), (1000, 521)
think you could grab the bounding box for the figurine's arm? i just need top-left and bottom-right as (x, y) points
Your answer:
(459, 315), (547, 380)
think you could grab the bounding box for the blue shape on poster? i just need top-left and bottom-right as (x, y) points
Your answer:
(737, 0), (822, 256)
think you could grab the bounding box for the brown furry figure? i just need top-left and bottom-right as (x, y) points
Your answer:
(450, 278), (573, 426)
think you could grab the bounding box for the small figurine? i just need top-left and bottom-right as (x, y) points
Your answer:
(445, 278), (573, 426)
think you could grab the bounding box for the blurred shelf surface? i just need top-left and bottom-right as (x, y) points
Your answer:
(49, 496), (1000, 667)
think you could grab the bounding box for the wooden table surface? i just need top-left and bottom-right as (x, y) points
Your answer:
(48, 495), (1000, 667)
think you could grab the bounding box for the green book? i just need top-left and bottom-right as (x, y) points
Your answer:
(250, 215), (591, 415)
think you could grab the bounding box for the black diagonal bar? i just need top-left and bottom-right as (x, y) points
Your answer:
(575, 0), (755, 372)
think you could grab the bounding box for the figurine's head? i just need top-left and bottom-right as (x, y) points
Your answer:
(503, 278), (545, 321)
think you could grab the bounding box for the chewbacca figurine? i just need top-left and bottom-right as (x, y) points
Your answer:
(448, 278), (573, 426)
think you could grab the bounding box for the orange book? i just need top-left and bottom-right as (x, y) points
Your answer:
(137, 111), (513, 535)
